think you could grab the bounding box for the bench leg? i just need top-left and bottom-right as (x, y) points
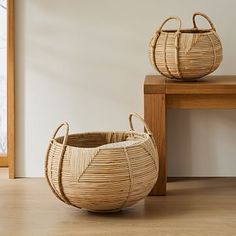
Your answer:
(144, 94), (166, 195)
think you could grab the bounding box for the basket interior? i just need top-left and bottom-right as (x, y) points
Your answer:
(162, 29), (211, 33)
(56, 132), (135, 148)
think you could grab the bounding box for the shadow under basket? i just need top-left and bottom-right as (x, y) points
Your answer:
(45, 113), (159, 213)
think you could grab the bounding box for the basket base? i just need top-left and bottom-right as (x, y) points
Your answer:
(88, 208), (122, 213)
(167, 77), (205, 82)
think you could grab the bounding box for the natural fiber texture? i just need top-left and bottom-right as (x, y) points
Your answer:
(149, 12), (223, 81)
(45, 114), (159, 212)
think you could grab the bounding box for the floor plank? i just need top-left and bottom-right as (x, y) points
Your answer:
(1, 176), (236, 236)
(0, 167), (8, 179)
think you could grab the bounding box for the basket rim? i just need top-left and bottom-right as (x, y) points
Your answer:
(53, 131), (151, 150)
(161, 28), (214, 34)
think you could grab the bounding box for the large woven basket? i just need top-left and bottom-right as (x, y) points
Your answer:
(149, 12), (223, 81)
(45, 113), (159, 212)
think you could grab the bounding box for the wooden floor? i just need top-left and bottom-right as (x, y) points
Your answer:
(1, 169), (236, 236)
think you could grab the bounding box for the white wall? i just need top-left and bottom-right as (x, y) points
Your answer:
(15, 0), (236, 177)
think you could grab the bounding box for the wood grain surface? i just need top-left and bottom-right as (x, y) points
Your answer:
(1, 173), (236, 236)
(144, 75), (236, 94)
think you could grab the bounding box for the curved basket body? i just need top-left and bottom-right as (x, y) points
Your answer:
(45, 131), (158, 212)
(149, 30), (223, 80)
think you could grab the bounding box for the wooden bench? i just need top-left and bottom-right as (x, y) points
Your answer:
(144, 75), (236, 195)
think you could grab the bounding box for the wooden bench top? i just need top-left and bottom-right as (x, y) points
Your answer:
(144, 75), (236, 94)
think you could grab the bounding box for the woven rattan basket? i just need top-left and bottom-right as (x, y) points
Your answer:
(149, 12), (223, 81)
(45, 113), (159, 212)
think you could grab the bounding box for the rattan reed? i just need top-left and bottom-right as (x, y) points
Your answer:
(45, 113), (159, 213)
(149, 12), (223, 81)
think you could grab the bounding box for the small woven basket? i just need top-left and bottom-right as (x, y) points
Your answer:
(149, 12), (223, 81)
(45, 113), (159, 213)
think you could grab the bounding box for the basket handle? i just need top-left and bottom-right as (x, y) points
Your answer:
(192, 12), (216, 31)
(150, 16), (182, 48)
(129, 113), (158, 150)
(45, 122), (70, 204)
(51, 122), (69, 146)
(129, 113), (152, 135)
(158, 16), (182, 32)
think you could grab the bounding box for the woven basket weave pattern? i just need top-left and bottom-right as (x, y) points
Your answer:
(45, 114), (159, 212)
(149, 12), (223, 80)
